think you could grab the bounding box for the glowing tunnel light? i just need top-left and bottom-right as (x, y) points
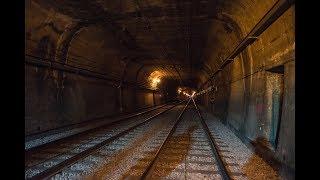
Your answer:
(149, 71), (163, 90)
(152, 77), (161, 84)
(151, 77), (161, 89)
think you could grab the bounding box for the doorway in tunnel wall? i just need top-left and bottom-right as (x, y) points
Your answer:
(263, 66), (284, 150)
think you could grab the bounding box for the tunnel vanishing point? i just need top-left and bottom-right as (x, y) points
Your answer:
(25, 0), (295, 179)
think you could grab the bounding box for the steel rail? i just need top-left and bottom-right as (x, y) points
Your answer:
(191, 98), (231, 180)
(28, 102), (182, 180)
(25, 104), (173, 169)
(140, 98), (191, 179)
(26, 102), (172, 141)
(25, 102), (181, 171)
(26, 103), (182, 170)
(25, 103), (172, 161)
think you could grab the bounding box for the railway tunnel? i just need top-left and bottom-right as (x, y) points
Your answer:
(25, 0), (295, 179)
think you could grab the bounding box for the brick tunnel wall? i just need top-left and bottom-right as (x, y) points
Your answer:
(201, 5), (295, 169)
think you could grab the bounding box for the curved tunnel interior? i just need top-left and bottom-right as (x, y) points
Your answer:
(25, 0), (295, 179)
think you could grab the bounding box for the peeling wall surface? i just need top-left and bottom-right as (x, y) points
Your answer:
(25, 0), (295, 171)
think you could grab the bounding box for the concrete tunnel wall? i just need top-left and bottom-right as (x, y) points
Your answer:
(198, 3), (295, 169)
(25, 0), (166, 136)
(25, 65), (162, 135)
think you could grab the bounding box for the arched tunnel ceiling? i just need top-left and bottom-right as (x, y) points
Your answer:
(26, 0), (285, 90)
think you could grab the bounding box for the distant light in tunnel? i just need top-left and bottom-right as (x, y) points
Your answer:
(149, 71), (163, 90)
(152, 77), (161, 84)
(151, 77), (161, 89)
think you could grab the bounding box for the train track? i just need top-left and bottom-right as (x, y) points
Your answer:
(191, 98), (232, 180)
(125, 98), (232, 180)
(25, 103), (169, 151)
(25, 102), (181, 179)
(25, 98), (241, 179)
(25, 103), (170, 144)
